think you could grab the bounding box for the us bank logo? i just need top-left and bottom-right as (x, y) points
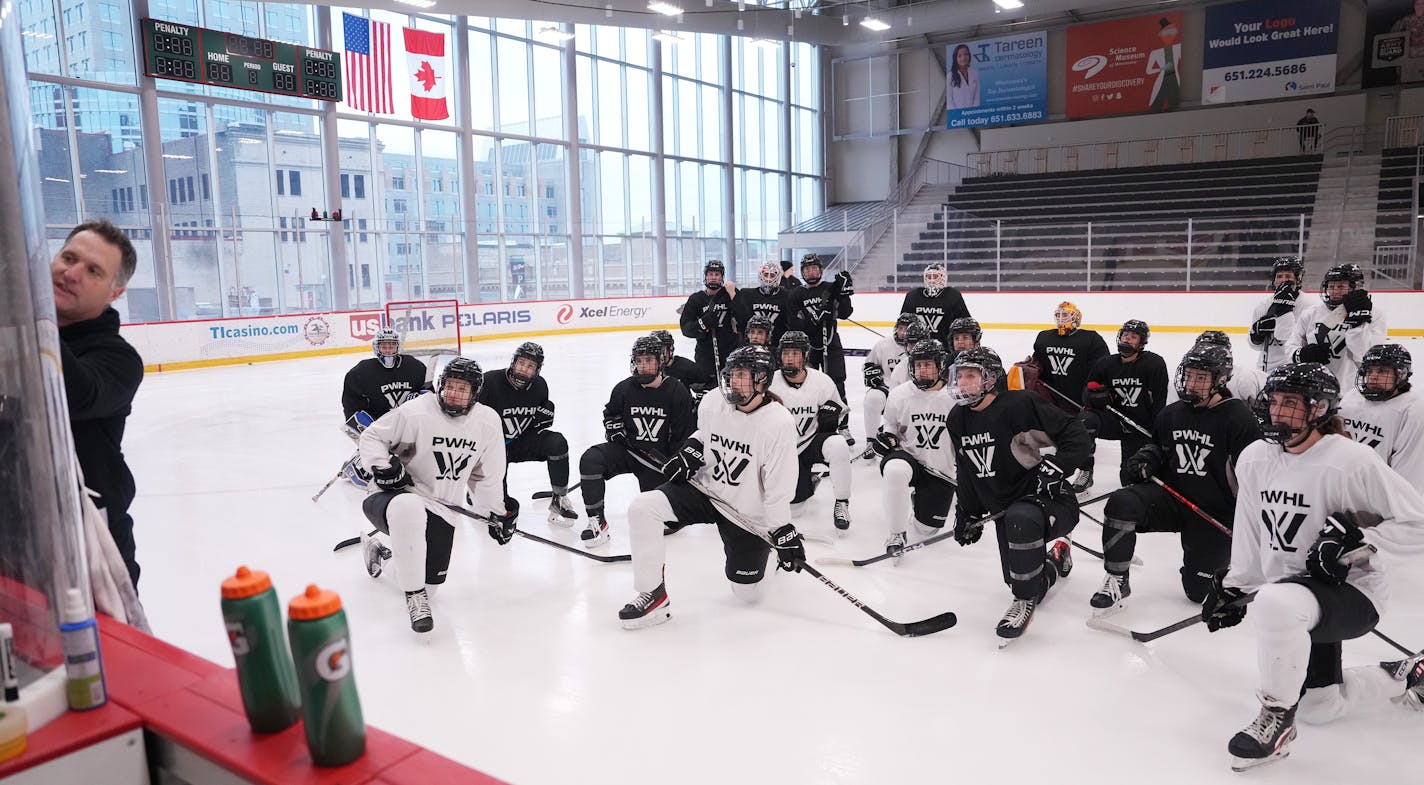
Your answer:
(556, 303), (575, 324)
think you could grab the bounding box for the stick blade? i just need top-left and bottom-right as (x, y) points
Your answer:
(1084, 615), (1135, 638)
(814, 557), (855, 567)
(333, 536), (361, 552)
(897, 612), (958, 637)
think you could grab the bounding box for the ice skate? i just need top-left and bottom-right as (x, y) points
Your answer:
(1090, 572), (1131, 613)
(1227, 703), (1296, 772)
(996, 597), (1036, 648)
(833, 499), (851, 533)
(363, 535), (391, 579)
(618, 582), (671, 630)
(547, 493), (577, 527)
(581, 513), (610, 548)
(405, 588), (433, 634)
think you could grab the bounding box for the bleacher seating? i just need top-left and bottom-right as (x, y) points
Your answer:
(1375, 147), (1415, 249)
(889, 155), (1322, 291)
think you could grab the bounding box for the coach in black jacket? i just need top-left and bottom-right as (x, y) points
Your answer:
(54, 220), (145, 587)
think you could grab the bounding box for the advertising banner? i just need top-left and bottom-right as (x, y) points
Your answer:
(1201, 0), (1339, 104)
(944, 31), (1048, 130)
(1066, 12), (1184, 119)
(1364, 0), (1424, 87)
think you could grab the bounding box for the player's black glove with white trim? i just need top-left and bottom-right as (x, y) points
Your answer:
(531, 406), (555, 433)
(816, 401), (844, 433)
(662, 438), (704, 482)
(604, 416), (627, 445)
(1201, 571), (1250, 632)
(833, 271), (854, 298)
(863, 363), (888, 394)
(1264, 281), (1300, 318)
(869, 431), (901, 457)
(954, 507), (986, 546)
(1306, 513), (1367, 584)
(769, 523), (806, 572)
(1297, 342), (1333, 365)
(1034, 456), (1069, 499)
(372, 457), (413, 493)
(1342, 288), (1373, 328)
(1121, 443), (1167, 486)
(1248, 316), (1276, 346)
(487, 510), (517, 546)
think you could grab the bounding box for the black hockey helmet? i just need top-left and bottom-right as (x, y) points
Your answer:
(630, 335), (664, 384)
(893, 313), (924, 346)
(907, 338), (950, 390)
(948, 316), (983, 347)
(1117, 319), (1150, 357)
(1175, 343), (1232, 406)
(1194, 329), (1231, 350)
(650, 329), (676, 364)
(745, 314), (775, 347)
(800, 252), (823, 285)
(777, 330), (812, 378)
(1254, 362), (1341, 446)
(1321, 263), (1364, 306)
(372, 327), (403, 369)
(704, 259), (726, 290)
(1271, 256), (1304, 284)
(1358, 343), (1413, 401)
(438, 357), (483, 417)
(903, 319), (932, 350)
(507, 341), (544, 389)
(722, 346), (775, 406)
(950, 346), (1004, 407)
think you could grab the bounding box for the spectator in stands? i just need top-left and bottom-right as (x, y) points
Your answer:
(947, 44), (980, 110)
(54, 220), (145, 588)
(1146, 17), (1181, 113)
(1296, 109), (1321, 153)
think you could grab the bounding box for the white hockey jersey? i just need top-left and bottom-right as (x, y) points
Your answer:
(358, 394), (507, 520)
(1281, 299), (1387, 385)
(1226, 363), (1266, 403)
(888, 354), (915, 388)
(690, 392), (799, 535)
(1226, 435), (1424, 612)
(770, 367), (842, 453)
(865, 337), (907, 379)
(1248, 297), (1301, 372)
(1339, 388), (1424, 485)
(881, 382), (956, 480)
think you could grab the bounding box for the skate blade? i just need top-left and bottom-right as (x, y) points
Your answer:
(1230, 750), (1290, 773)
(548, 513), (576, 528)
(1089, 600), (1127, 618)
(997, 636), (1020, 650)
(620, 607), (672, 630)
(582, 532), (611, 549)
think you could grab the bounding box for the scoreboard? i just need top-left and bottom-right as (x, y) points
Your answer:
(141, 18), (342, 102)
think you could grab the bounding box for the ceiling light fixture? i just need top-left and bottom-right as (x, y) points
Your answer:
(392, 0), (436, 9)
(860, 17), (890, 31)
(993, 0), (1025, 8)
(648, 1), (684, 15)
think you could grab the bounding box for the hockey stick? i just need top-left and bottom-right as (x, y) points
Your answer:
(333, 528), (377, 553)
(846, 318), (885, 339)
(1041, 381), (1156, 440)
(816, 509), (1010, 568)
(689, 478), (957, 637)
(1074, 507), (1146, 567)
(1149, 476), (1233, 538)
(1372, 629), (1416, 657)
(312, 450), (359, 503)
(532, 482), (581, 501)
(431, 496), (632, 563)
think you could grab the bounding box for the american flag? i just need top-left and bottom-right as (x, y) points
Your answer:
(343, 13), (392, 114)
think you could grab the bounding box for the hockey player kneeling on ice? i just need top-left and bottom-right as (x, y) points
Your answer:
(479, 342), (573, 526)
(1338, 344), (1424, 484)
(341, 328), (427, 487)
(618, 347), (800, 629)
(770, 331), (852, 533)
(1282, 263), (1387, 385)
(946, 348), (1091, 643)
(1092, 344), (1260, 612)
(1202, 362), (1424, 771)
(1193, 330), (1265, 402)
(1076, 320), (1168, 492)
(358, 357), (510, 634)
(579, 335), (696, 547)
(651, 329), (712, 394)
(870, 339), (956, 560)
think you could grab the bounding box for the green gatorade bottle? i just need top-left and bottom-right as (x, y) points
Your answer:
(220, 566), (300, 732)
(287, 584), (365, 766)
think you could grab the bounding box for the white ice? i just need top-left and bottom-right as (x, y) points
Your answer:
(126, 326), (1424, 785)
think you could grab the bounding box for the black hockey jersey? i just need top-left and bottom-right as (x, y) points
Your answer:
(1031, 328), (1110, 412)
(734, 286), (793, 342)
(664, 354), (712, 388)
(899, 286), (971, 345)
(1084, 351), (1170, 432)
(790, 281), (853, 380)
(479, 369), (555, 445)
(606, 375), (697, 457)
(947, 390), (1092, 515)
(342, 356), (427, 420)
(680, 288), (739, 376)
(1146, 397), (1260, 522)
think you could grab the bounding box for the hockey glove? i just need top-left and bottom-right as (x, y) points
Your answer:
(604, 416), (628, 445)
(1248, 316), (1276, 347)
(816, 401), (844, 433)
(1297, 341), (1333, 365)
(1120, 443), (1167, 486)
(863, 363), (888, 394)
(1034, 456), (1070, 499)
(769, 523), (806, 572)
(372, 457), (413, 493)
(530, 406), (555, 434)
(1084, 381), (1113, 409)
(487, 510), (517, 546)
(342, 411), (374, 441)
(954, 507), (986, 546)
(1305, 513), (1367, 584)
(1201, 571), (1250, 632)
(699, 303), (728, 332)
(1264, 281), (1300, 318)
(662, 438), (705, 482)
(833, 271), (855, 298)
(1342, 288), (1373, 328)
(869, 431), (901, 457)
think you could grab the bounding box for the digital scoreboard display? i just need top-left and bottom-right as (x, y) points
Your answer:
(141, 18), (342, 102)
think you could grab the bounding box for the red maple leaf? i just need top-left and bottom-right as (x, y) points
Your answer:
(414, 60), (437, 92)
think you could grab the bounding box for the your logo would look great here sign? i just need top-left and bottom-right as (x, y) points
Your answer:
(1201, 0), (1339, 104)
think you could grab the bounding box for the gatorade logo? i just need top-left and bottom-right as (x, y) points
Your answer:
(556, 303), (575, 324)
(225, 621), (251, 656)
(315, 638), (351, 682)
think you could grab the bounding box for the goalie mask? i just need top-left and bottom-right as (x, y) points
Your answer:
(758, 260), (782, 293)
(923, 262), (948, 297)
(372, 328), (403, 369)
(1054, 302), (1082, 336)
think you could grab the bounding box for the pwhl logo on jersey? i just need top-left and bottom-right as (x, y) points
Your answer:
(380, 380), (416, 410)
(916, 308), (944, 335)
(709, 433), (751, 486)
(1172, 429), (1216, 477)
(631, 412), (666, 441)
(910, 412), (948, 450)
(1311, 323), (1347, 359)
(1045, 346), (1075, 377)
(500, 405), (547, 440)
(1344, 418), (1384, 450)
(1259, 490), (1312, 553)
(1113, 379), (1144, 408)
(961, 431), (995, 477)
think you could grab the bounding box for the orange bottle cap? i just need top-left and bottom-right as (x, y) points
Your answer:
(221, 566), (273, 600)
(288, 584), (343, 621)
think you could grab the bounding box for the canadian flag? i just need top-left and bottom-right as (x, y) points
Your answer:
(403, 27), (448, 121)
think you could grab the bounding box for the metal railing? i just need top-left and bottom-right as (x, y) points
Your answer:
(966, 124), (1319, 177)
(1385, 114), (1424, 149)
(1373, 244), (1418, 288)
(829, 157), (970, 275)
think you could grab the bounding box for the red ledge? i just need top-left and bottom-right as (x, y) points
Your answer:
(0, 702), (143, 778)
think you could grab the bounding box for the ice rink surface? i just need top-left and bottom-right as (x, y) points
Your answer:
(125, 324), (1424, 785)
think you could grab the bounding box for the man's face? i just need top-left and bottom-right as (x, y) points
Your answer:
(52, 230), (125, 324)
(951, 332), (976, 351)
(1183, 367), (1215, 401)
(442, 378), (473, 410)
(1365, 365), (1398, 392)
(1274, 271), (1299, 287)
